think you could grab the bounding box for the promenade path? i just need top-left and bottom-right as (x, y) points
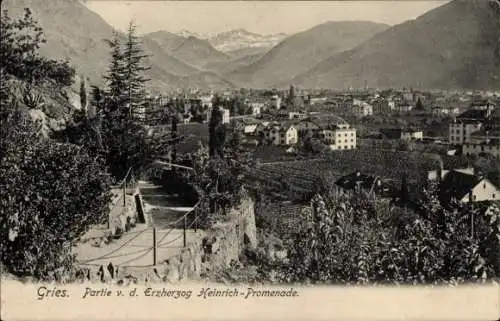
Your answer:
(74, 181), (203, 268)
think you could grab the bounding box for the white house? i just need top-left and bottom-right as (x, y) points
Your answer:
(200, 94), (213, 109)
(401, 129), (423, 141)
(265, 123), (298, 146)
(270, 95), (282, 110)
(222, 108), (230, 124)
(352, 101), (373, 117)
(440, 170), (500, 203)
(309, 97), (328, 105)
(320, 124), (357, 150)
(448, 108), (496, 144)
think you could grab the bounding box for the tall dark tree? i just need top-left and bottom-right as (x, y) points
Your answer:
(400, 172), (409, 202)
(415, 97), (424, 110)
(79, 75), (87, 111)
(103, 32), (126, 119)
(123, 21), (150, 120)
(208, 105), (225, 158)
(171, 114), (178, 165)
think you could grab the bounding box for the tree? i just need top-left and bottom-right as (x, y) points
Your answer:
(123, 21), (150, 120)
(79, 75), (87, 111)
(0, 117), (111, 279)
(208, 105), (226, 158)
(91, 24), (155, 180)
(415, 97), (424, 111)
(0, 8), (74, 88)
(0, 6), (111, 280)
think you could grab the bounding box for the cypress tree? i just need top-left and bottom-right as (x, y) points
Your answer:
(123, 21), (150, 122)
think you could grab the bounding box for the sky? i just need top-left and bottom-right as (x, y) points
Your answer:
(85, 1), (450, 36)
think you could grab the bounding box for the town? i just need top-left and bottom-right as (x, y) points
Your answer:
(1, 0), (500, 294)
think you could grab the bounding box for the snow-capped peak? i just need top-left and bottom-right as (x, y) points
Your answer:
(208, 29), (287, 52)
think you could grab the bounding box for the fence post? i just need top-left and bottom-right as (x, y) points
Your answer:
(123, 180), (127, 207)
(183, 214), (187, 248)
(194, 208), (197, 233)
(153, 227), (157, 266)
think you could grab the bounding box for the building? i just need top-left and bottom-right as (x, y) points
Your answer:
(439, 170), (500, 204)
(397, 103), (414, 113)
(400, 129), (423, 141)
(264, 123), (298, 146)
(309, 97), (328, 105)
(470, 99), (496, 111)
(352, 100), (373, 117)
(250, 103), (264, 117)
(373, 99), (393, 115)
(335, 171), (397, 198)
(288, 112), (308, 120)
(246, 98), (267, 116)
(319, 123), (357, 150)
(448, 108), (494, 144)
(270, 95), (282, 110)
(463, 138), (500, 158)
(432, 106), (460, 117)
(222, 108), (230, 124)
(200, 94), (213, 109)
(294, 120), (320, 138)
(380, 128), (423, 141)
(237, 118), (260, 135)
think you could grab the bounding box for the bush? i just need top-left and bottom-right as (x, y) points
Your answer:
(0, 116), (111, 279)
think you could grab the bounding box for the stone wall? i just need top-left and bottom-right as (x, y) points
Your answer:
(154, 194), (257, 283)
(108, 187), (140, 235)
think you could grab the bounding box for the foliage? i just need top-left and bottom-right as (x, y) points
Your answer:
(59, 23), (171, 181)
(415, 97), (424, 110)
(279, 187), (499, 285)
(0, 8), (74, 88)
(0, 113), (111, 280)
(0, 6), (111, 280)
(208, 104), (226, 158)
(79, 75), (87, 110)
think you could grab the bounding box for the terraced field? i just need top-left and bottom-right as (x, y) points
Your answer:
(246, 149), (441, 201)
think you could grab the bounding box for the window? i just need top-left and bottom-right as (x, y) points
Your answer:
(473, 195), (477, 201)
(484, 183), (486, 189)
(492, 194), (496, 199)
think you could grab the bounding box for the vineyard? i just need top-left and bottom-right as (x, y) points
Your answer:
(245, 149), (441, 201)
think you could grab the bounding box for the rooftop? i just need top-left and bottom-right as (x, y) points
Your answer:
(440, 170), (484, 202)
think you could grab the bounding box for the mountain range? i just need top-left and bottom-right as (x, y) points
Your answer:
(228, 21), (391, 88)
(1, 0), (234, 92)
(2, 0), (499, 91)
(292, 0), (500, 90)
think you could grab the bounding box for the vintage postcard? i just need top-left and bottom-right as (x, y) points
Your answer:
(1, 0), (499, 320)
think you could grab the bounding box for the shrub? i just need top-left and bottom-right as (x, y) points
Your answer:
(0, 116), (111, 279)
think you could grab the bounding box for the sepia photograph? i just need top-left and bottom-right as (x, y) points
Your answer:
(0, 0), (499, 320)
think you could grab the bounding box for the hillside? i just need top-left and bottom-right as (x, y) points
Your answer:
(2, 0), (233, 91)
(294, 0), (500, 90)
(204, 52), (264, 75)
(144, 31), (231, 68)
(228, 21), (390, 88)
(227, 46), (270, 59)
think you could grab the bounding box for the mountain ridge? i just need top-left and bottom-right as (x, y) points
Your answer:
(2, 0), (234, 91)
(228, 21), (391, 88)
(292, 0), (500, 90)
